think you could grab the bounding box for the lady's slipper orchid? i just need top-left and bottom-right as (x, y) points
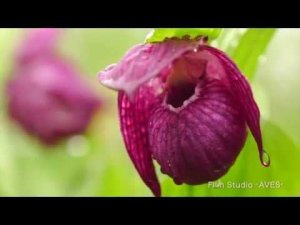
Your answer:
(7, 29), (101, 145)
(98, 37), (270, 197)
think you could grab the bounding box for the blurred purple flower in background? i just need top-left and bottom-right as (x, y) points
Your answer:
(7, 29), (101, 145)
(99, 37), (270, 196)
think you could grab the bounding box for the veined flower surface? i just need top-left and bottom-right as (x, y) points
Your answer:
(99, 38), (270, 196)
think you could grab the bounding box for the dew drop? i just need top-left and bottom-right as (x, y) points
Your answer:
(141, 127), (146, 133)
(260, 149), (271, 167)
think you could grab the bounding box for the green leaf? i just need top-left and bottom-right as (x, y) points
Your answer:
(212, 29), (247, 55)
(230, 28), (276, 80)
(146, 28), (222, 43)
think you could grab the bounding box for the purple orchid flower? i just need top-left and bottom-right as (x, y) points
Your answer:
(7, 29), (101, 145)
(98, 37), (270, 197)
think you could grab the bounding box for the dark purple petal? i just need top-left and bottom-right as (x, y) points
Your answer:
(99, 40), (199, 98)
(203, 45), (270, 167)
(118, 84), (161, 196)
(149, 78), (247, 184)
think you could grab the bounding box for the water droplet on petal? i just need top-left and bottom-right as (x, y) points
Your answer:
(260, 149), (270, 167)
(165, 160), (173, 171)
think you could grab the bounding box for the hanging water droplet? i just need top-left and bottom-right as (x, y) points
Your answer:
(261, 149), (270, 167)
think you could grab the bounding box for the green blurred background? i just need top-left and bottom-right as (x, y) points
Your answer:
(0, 28), (299, 196)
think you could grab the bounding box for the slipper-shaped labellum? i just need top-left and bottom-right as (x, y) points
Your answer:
(98, 38), (270, 197)
(7, 29), (101, 144)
